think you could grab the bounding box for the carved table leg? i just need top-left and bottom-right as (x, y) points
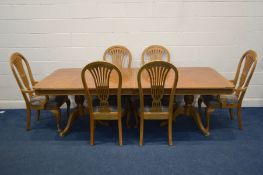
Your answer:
(173, 95), (210, 136)
(60, 95), (86, 137)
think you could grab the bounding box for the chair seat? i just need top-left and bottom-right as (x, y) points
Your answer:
(93, 106), (124, 113)
(92, 105), (125, 120)
(83, 97), (124, 113)
(30, 95), (68, 108)
(142, 106), (169, 112)
(202, 94), (238, 106)
(139, 106), (170, 120)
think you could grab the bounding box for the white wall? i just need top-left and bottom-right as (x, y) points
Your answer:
(0, 0), (263, 108)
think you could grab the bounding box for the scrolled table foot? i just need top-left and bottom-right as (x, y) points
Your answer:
(59, 132), (65, 137)
(191, 107), (210, 136)
(204, 131), (210, 137)
(59, 109), (79, 137)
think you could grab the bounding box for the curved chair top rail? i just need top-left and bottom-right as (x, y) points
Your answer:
(233, 50), (257, 101)
(103, 45), (132, 69)
(141, 45), (170, 65)
(10, 52), (37, 103)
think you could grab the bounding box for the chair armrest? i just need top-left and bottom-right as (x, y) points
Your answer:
(235, 87), (247, 93)
(32, 81), (39, 86)
(22, 89), (49, 107)
(21, 88), (34, 93)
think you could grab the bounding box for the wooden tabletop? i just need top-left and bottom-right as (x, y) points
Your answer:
(34, 67), (234, 95)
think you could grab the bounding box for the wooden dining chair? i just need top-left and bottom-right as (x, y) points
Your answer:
(10, 52), (70, 131)
(103, 45), (132, 69)
(141, 45), (170, 65)
(137, 61), (179, 146)
(198, 50), (258, 131)
(81, 61), (123, 146)
(141, 45), (178, 128)
(103, 45), (135, 128)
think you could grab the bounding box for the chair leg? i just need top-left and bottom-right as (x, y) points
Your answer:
(26, 108), (31, 131)
(205, 108), (212, 131)
(36, 110), (40, 121)
(229, 108), (234, 120)
(237, 106), (243, 130)
(118, 118), (123, 146)
(139, 116), (144, 146)
(168, 117), (173, 146)
(66, 99), (71, 117)
(52, 109), (61, 132)
(197, 97), (203, 112)
(90, 118), (95, 145)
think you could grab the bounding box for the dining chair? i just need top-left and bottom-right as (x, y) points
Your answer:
(81, 61), (123, 146)
(137, 60), (179, 146)
(10, 52), (70, 131)
(103, 45), (132, 69)
(141, 45), (170, 65)
(103, 45), (135, 128)
(198, 50), (258, 131)
(141, 45), (179, 127)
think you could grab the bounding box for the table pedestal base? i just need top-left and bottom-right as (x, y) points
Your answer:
(173, 95), (209, 136)
(60, 95), (87, 137)
(59, 95), (109, 137)
(60, 95), (209, 137)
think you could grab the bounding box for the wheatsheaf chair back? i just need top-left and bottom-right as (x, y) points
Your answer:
(81, 61), (123, 145)
(137, 60), (178, 145)
(141, 45), (170, 65)
(103, 45), (132, 68)
(10, 52), (37, 105)
(233, 50), (257, 103)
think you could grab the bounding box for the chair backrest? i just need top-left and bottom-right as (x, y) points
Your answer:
(141, 45), (170, 65)
(137, 61), (178, 113)
(103, 45), (132, 68)
(233, 50), (257, 102)
(10, 52), (37, 104)
(81, 61), (122, 114)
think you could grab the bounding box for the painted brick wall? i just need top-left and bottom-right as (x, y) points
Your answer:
(0, 0), (262, 108)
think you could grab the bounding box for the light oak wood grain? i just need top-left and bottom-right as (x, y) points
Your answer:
(34, 67), (234, 95)
(34, 66), (234, 137)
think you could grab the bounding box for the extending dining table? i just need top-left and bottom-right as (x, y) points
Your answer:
(34, 67), (234, 137)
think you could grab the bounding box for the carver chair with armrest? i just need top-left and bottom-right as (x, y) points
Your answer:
(141, 45), (170, 65)
(10, 52), (70, 131)
(137, 61), (179, 146)
(198, 50), (258, 131)
(81, 61), (123, 146)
